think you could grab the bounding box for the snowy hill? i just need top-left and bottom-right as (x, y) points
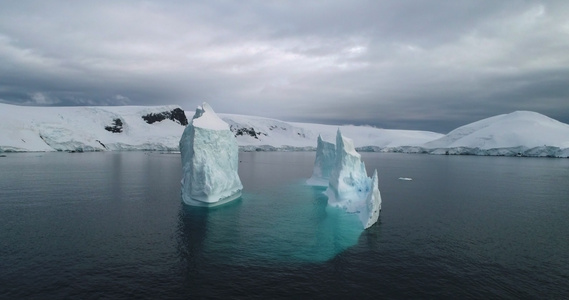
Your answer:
(219, 111), (569, 157)
(0, 103), (441, 153)
(0, 103), (188, 152)
(220, 113), (441, 150)
(1, 103), (567, 157)
(418, 111), (569, 157)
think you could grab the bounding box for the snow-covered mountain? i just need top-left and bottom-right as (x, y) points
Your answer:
(0, 103), (188, 152)
(417, 111), (569, 157)
(1, 103), (568, 157)
(0, 103), (441, 153)
(220, 113), (441, 150)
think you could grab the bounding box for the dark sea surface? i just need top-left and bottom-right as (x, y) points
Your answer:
(1, 152), (568, 299)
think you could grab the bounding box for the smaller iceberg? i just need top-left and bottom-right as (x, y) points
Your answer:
(306, 135), (336, 186)
(325, 130), (382, 229)
(179, 102), (243, 206)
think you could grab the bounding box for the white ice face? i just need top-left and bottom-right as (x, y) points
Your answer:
(325, 130), (382, 229)
(180, 102), (243, 206)
(306, 135), (336, 186)
(362, 170), (381, 229)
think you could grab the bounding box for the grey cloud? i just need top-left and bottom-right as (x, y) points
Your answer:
(1, 0), (568, 133)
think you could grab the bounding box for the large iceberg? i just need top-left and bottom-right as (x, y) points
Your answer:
(306, 135), (336, 186)
(325, 130), (382, 229)
(179, 102), (243, 206)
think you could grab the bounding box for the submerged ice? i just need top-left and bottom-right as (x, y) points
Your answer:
(324, 130), (382, 229)
(179, 102), (243, 206)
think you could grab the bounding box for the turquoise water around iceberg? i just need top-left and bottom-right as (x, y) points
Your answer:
(179, 182), (364, 264)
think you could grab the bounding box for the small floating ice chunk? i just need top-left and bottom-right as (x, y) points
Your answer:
(398, 177), (413, 181)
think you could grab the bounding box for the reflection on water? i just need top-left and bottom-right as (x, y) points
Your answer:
(176, 205), (209, 275)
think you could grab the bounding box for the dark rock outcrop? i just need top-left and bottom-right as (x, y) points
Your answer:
(230, 126), (267, 139)
(142, 108), (188, 126)
(105, 118), (123, 133)
(96, 140), (107, 149)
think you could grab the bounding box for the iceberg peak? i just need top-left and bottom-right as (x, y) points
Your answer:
(307, 134), (336, 186)
(192, 102), (229, 131)
(336, 129), (360, 158)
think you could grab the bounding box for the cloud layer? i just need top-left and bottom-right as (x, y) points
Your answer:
(1, 0), (568, 132)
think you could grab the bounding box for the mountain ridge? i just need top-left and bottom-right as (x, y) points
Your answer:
(0, 103), (567, 157)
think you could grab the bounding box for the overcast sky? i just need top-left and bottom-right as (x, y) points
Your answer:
(1, 0), (568, 133)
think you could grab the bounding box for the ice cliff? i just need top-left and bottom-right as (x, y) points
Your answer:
(179, 103), (243, 206)
(324, 130), (382, 229)
(306, 135), (336, 186)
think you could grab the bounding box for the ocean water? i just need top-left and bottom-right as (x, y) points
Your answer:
(1, 152), (568, 299)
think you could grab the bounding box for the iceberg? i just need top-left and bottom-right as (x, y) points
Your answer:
(179, 102), (243, 206)
(363, 170), (381, 229)
(325, 130), (382, 229)
(306, 135), (336, 186)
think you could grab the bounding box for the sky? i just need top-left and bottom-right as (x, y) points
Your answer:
(1, 0), (568, 133)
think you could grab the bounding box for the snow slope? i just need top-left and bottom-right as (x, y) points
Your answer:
(1, 103), (568, 157)
(0, 103), (187, 152)
(0, 103), (440, 153)
(418, 111), (569, 157)
(220, 113), (442, 150)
